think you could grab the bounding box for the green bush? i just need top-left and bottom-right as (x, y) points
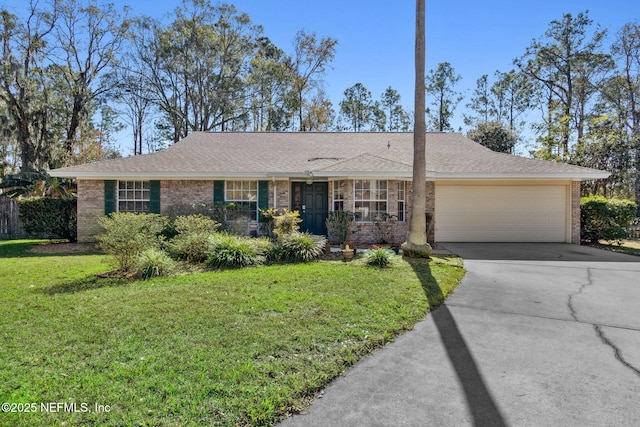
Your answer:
(206, 233), (267, 269)
(165, 215), (220, 262)
(278, 232), (327, 263)
(18, 197), (77, 241)
(364, 248), (395, 268)
(326, 210), (356, 245)
(163, 202), (251, 234)
(580, 196), (637, 242)
(135, 248), (177, 279)
(259, 208), (278, 239)
(96, 213), (168, 271)
(273, 209), (302, 238)
(167, 233), (215, 263)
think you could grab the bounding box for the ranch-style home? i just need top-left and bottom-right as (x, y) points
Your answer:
(49, 132), (609, 244)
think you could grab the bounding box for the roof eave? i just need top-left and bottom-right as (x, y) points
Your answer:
(48, 171), (288, 180)
(435, 172), (611, 180)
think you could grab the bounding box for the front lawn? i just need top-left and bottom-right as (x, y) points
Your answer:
(0, 240), (464, 426)
(587, 239), (640, 257)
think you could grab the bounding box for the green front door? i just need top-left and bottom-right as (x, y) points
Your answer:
(291, 182), (328, 235)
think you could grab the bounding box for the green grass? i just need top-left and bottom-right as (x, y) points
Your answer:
(0, 240), (465, 426)
(589, 239), (640, 257)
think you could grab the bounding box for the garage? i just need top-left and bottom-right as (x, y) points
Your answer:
(435, 183), (569, 242)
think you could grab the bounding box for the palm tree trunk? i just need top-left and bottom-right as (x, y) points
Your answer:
(402, 0), (432, 258)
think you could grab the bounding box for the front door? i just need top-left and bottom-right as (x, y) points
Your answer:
(291, 182), (328, 235)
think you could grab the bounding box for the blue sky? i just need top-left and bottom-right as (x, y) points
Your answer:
(3, 0), (640, 152)
(108, 0), (639, 113)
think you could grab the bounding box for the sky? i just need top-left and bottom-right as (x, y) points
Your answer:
(3, 0), (640, 154)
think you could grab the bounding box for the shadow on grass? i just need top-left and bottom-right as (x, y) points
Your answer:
(408, 258), (507, 427)
(39, 275), (130, 295)
(0, 240), (102, 259)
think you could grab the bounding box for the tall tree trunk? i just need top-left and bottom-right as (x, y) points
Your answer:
(402, 0), (431, 258)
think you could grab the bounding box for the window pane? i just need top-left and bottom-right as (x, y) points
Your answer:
(117, 181), (150, 213)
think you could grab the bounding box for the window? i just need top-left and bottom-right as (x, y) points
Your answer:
(332, 180), (346, 211)
(225, 181), (258, 220)
(118, 181), (150, 213)
(397, 181), (406, 222)
(354, 179), (387, 222)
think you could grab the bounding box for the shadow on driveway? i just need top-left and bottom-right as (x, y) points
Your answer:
(409, 258), (507, 427)
(441, 242), (640, 262)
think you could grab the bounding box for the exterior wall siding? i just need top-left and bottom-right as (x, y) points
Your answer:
(77, 180), (105, 243)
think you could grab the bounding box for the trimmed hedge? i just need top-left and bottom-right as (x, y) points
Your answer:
(18, 197), (77, 241)
(580, 196), (637, 242)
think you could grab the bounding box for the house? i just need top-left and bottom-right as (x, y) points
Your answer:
(49, 132), (609, 244)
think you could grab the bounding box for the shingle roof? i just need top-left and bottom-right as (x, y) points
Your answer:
(49, 132), (609, 180)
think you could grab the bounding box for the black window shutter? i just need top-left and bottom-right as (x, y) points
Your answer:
(213, 181), (225, 202)
(149, 180), (161, 214)
(258, 180), (269, 214)
(104, 180), (116, 215)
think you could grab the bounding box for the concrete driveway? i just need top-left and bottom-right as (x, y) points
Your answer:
(279, 243), (640, 427)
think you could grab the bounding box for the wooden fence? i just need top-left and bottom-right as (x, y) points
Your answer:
(0, 197), (28, 240)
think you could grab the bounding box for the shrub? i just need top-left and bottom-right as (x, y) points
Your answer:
(164, 202), (249, 234)
(580, 196), (637, 242)
(165, 215), (220, 262)
(172, 214), (220, 235)
(279, 232), (327, 263)
(206, 233), (266, 269)
(273, 209), (302, 238)
(326, 210), (356, 245)
(364, 248), (395, 268)
(135, 248), (177, 279)
(96, 213), (168, 271)
(167, 233), (215, 263)
(18, 197), (77, 241)
(259, 208), (277, 239)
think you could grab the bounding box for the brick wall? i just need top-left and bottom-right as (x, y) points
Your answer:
(77, 180), (104, 243)
(161, 180), (214, 211)
(341, 180), (435, 245)
(571, 180), (581, 244)
(274, 181), (289, 210)
(402, 181), (435, 244)
(77, 178), (436, 244)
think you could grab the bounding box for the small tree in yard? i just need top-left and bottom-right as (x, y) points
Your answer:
(97, 213), (168, 271)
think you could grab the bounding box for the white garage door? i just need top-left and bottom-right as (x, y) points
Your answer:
(435, 185), (567, 242)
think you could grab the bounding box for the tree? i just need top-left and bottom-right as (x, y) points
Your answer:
(515, 11), (613, 160)
(0, 3), (57, 172)
(465, 74), (490, 125)
(425, 62), (462, 131)
(490, 69), (535, 133)
(380, 86), (412, 131)
(135, 1), (262, 142)
(402, 0), (431, 258)
(339, 83), (375, 131)
(599, 22), (640, 213)
(300, 88), (334, 131)
(467, 121), (518, 153)
(54, 0), (129, 163)
(290, 30), (337, 131)
(573, 115), (634, 197)
(248, 37), (294, 131)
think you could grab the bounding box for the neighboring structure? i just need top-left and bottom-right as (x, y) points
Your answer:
(49, 132), (609, 244)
